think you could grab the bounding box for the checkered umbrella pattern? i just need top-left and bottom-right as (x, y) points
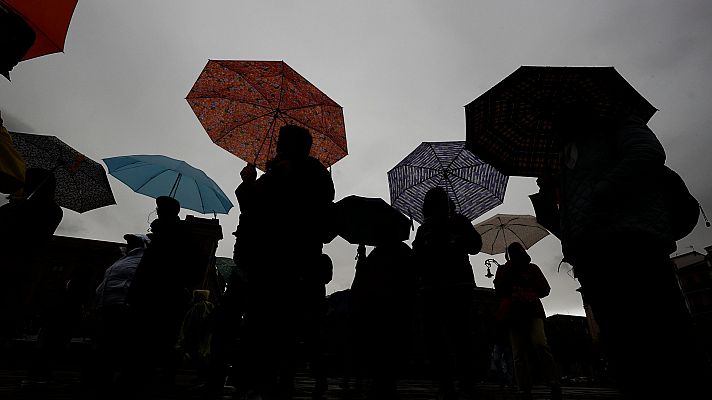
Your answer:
(388, 141), (508, 224)
(465, 66), (657, 177)
(9, 131), (116, 213)
(186, 60), (347, 171)
(474, 214), (550, 255)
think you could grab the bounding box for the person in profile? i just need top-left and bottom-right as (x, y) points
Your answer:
(493, 242), (560, 400)
(350, 239), (416, 399)
(0, 168), (62, 342)
(539, 107), (712, 398)
(412, 187), (482, 400)
(235, 124), (335, 399)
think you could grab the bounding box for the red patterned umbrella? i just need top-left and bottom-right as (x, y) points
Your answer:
(1, 0), (78, 60)
(186, 60), (348, 171)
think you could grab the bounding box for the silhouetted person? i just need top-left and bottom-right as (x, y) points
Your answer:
(295, 253), (333, 400)
(93, 233), (149, 392)
(126, 196), (190, 391)
(546, 108), (712, 398)
(350, 240), (416, 399)
(177, 289), (215, 381)
(25, 264), (93, 385)
(412, 187), (482, 400)
(0, 4), (35, 80)
(0, 168), (62, 341)
(494, 242), (560, 400)
(235, 124), (335, 399)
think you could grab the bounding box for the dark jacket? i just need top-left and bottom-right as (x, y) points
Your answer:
(493, 259), (550, 321)
(559, 115), (674, 262)
(412, 213), (482, 291)
(235, 155), (335, 283)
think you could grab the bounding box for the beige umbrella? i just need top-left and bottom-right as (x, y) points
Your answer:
(474, 214), (550, 256)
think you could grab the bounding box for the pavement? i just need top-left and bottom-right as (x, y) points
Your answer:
(1, 368), (622, 400)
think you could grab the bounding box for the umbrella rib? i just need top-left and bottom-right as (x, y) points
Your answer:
(399, 164), (440, 172)
(490, 227), (504, 254)
(2, 4), (65, 53)
(506, 228), (529, 248)
(254, 115), (279, 166)
(449, 168), (505, 202)
(212, 110), (277, 144)
(427, 142), (447, 171)
(391, 172), (440, 202)
(194, 177), (206, 213)
(277, 61), (286, 110)
(217, 61), (276, 109)
(444, 174), (464, 216)
(185, 97), (273, 111)
(135, 169), (175, 192)
(280, 103), (328, 113)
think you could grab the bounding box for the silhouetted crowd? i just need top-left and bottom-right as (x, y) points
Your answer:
(2, 10), (712, 398)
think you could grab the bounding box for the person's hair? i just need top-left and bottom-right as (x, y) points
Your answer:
(276, 124), (312, 158)
(505, 242), (531, 264)
(422, 187), (450, 220)
(156, 195), (180, 217)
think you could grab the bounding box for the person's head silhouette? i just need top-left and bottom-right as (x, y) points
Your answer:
(156, 195), (180, 220)
(276, 124), (312, 160)
(422, 186), (450, 221)
(505, 242), (531, 264)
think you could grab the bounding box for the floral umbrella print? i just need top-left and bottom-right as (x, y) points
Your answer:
(186, 60), (348, 171)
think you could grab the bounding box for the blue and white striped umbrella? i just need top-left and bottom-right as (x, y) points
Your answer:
(103, 155), (233, 215)
(387, 141), (508, 224)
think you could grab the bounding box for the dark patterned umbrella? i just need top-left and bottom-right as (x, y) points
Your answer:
(186, 60), (348, 171)
(332, 195), (411, 246)
(465, 66), (657, 177)
(9, 131), (116, 213)
(387, 141), (508, 224)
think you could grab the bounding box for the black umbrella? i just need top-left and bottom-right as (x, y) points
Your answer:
(465, 66), (657, 177)
(9, 131), (116, 213)
(388, 141), (508, 224)
(332, 195), (410, 246)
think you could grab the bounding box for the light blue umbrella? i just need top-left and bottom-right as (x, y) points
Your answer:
(103, 154), (233, 215)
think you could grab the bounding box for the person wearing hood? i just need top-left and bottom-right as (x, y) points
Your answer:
(494, 242), (560, 400)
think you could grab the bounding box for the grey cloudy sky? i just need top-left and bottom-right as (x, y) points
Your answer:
(2, 0), (711, 316)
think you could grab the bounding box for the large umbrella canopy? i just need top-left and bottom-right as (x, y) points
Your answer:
(103, 155), (233, 215)
(186, 60), (348, 171)
(474, 214), (550, 255)
(332, 195), (411, 246)
(388, 141), (508, 224)
(0, 0), (78, 61)
(9, 131), (116, 213)
(465, 66), (657, 177)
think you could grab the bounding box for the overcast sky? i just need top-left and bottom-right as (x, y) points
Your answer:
(2, 0), (711, 316)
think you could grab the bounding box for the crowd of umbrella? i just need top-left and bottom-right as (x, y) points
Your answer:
(1, 0), (663, 268)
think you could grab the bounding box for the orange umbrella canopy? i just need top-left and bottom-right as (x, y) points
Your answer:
(1, 0), (78, 60)
(186, 60), (348, 171)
